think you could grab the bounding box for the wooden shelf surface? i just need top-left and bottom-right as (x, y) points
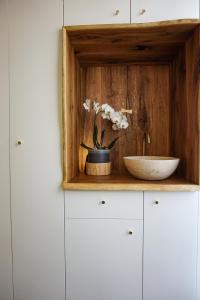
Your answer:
(62, 173), (200, 191)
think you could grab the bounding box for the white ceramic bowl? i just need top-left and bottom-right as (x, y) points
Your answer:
(123, 156), (180, 180)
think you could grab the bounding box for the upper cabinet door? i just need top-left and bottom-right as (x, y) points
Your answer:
(131, 0), (199, 23)
(143, 192), (198, 300)
(64, 0), (130, 25)
(0, 1), (13, 299)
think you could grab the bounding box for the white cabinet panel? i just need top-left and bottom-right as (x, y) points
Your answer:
(131, 0), (199, 23)
(9, 1), (65, 299)
(64, 0), (130, 25)
(66, 191), (143, 219)
(143, 192), (198, 300)
(66, 219), (143, 300)
(197, 192), (200, 299)
(0, 0), (13, 299)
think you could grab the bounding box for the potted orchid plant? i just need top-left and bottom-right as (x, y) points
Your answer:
(81, 99), (129, 164)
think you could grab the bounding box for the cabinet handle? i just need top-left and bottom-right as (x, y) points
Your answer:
(16, 140), (23, 145)
(154, 200), (159, 205)
(101, 200), (106, 205)
(139, 8), (146, 15)
(113, 9), (120, 16)
(128, 230), (133, 235)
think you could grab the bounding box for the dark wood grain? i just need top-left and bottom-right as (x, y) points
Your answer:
(66, 20), (200, 63)
(128, 65), (170, 157)
(79, 64), (170, 174)
(62, 30), (79, 181)
(172, 26), (200, 184)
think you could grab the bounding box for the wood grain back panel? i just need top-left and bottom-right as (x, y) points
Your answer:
(127, 65), (171, 157)
(79, 64), (171, 174)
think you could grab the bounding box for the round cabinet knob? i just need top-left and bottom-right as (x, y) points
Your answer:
(101, 200), (106, 205)
(16, 140), (23, 145)
(128, 230), (133, 235)
(113, 9), (120, 16)
(139, 8), (146, 15)
(154, 200), (159, 205)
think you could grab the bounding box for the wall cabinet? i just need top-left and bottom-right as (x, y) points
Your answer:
(64, 0), (130, 25)
(65, 191), (199, 300)
(131, 0), (199, 23)
(64, 0), (199, 26)
(65, 191), (143, 300)
(143, 192), (198, 300)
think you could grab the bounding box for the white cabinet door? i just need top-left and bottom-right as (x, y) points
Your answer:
(66, 219), (143, 300)
(0, 0), (13, 299)
(9, 1), (65, 300)
(143, 192), (198, 300)
(64, 0), (130, 25)
(197, 192), (200, 299)
(131, 0), (199, 23)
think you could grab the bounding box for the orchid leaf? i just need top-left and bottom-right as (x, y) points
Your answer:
(93, 123), (100, 148)
(80, 142), (93, 150)
(107, 137), (119, 149)
(100, 129), (106, 147)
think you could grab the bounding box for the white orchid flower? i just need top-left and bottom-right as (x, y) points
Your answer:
(101, 104), (114, 114)
(81, 99), (129, 151)
(83, 99), (91, 111)
(102, 112), (111, 120)
(93, 101), (101, 114)
(120, 120), (129, 129)
(112, 124), (118, 131)
(110, 111), (122, 125)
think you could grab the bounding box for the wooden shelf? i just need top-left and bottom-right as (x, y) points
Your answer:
(62, 19), (200, 190)
(62, 174), (199, 191)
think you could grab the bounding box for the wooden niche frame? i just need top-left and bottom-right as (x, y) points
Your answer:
(62, 19), (200, 191)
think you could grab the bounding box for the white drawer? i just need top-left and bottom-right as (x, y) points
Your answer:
(65, 191), (143, 219)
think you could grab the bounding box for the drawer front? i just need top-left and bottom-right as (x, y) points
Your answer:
(65, 191), (143, 219)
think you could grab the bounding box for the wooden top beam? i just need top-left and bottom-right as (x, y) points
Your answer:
(64, 19), (200, 33)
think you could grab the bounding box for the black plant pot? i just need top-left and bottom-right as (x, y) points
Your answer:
(87, 149), (110, 163)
